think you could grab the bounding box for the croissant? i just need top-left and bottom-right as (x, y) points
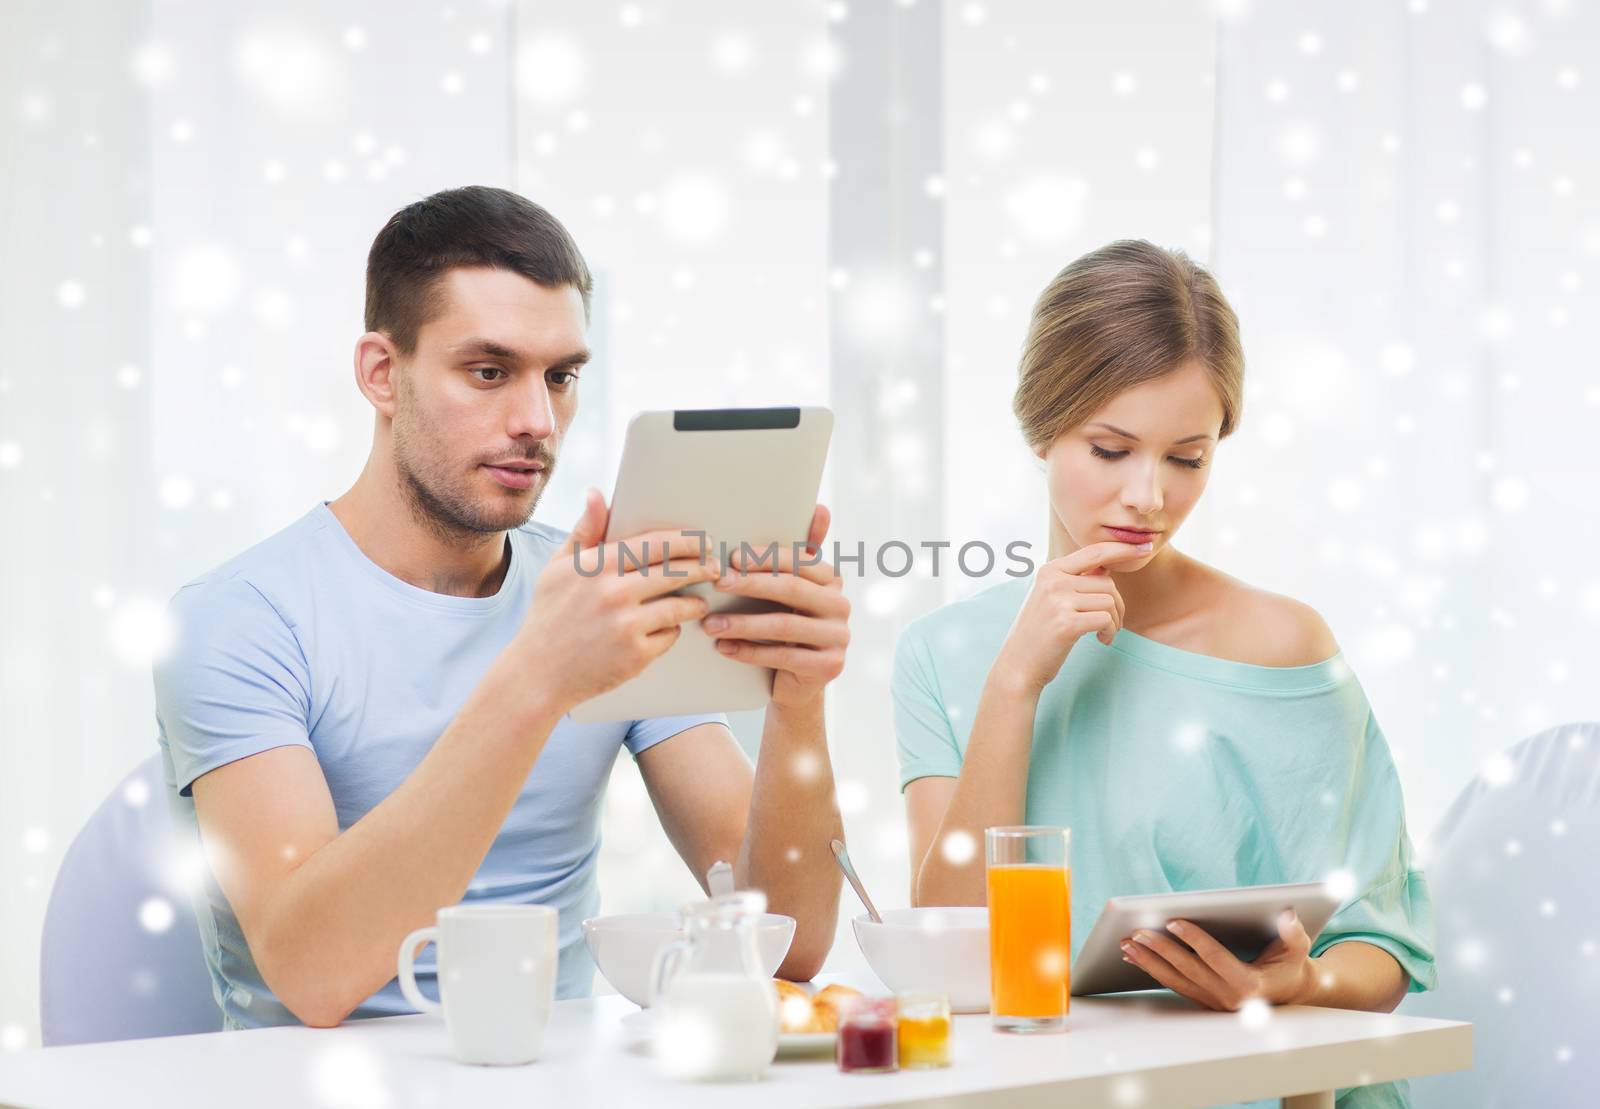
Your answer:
(771, 980), (864, 1034)
(807, 983), (863, 1032)
(774, 979), (823, 1033)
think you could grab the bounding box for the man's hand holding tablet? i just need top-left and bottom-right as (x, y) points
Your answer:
(701, 504), (850, 710)
(520, 488), (725, 712)
(567, 406), (835, 723)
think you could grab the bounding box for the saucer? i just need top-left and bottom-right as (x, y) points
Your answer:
(619, 1008), (836, 1057)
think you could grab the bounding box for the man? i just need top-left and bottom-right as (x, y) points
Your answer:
(154, 186), (848, 1029)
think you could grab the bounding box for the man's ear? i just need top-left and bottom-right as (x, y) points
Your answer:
(354, 332), (401, 417)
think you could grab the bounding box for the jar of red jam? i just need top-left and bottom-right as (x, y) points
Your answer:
(836, 996), (898, 1074)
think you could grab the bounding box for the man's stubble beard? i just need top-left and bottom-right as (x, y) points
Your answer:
(392, 400), (558, 545)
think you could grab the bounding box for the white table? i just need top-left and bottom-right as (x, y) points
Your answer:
(0, 992), (1469, 1109)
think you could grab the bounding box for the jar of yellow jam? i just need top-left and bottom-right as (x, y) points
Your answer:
(896, 991), (951, 1069)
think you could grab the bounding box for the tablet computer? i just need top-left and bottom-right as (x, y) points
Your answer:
(1070, 881), (1343, 996)
(568, 405), (833, 723)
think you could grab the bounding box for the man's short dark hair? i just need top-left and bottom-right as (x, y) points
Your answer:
(364, 185), (594, 355)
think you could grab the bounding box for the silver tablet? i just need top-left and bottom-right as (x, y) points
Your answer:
(568, 406), (833, 723)
(1070, 881), (1343, 996)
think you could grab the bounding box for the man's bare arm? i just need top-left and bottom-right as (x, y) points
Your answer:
(193, 658), (563, 1026)
(680, 505), (850, 979)
(736, 697), (844, 978)
(191, 499), (718, 1026)
(638, 708), (843, 982)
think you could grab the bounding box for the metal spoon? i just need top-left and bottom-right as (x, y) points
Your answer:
(830, 838), (882, 924)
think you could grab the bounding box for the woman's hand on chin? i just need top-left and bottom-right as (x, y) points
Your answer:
(1119, 908), (1316, 1011)
(996, 540), (1151, 693)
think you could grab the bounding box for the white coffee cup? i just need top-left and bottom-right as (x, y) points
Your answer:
(397, 904), (559, 1065)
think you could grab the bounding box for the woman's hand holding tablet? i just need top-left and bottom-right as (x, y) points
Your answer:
(1070, 881), (1342, 1003)
(1121, 908), (1316, 1011)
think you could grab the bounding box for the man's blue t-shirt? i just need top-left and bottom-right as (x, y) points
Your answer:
(153, 501), (726, 1029)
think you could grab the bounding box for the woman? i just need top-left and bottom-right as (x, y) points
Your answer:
(894, 241), (1435, 1108)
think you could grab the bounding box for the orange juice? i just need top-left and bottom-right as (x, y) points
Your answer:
(986, 863), (1071, 1021)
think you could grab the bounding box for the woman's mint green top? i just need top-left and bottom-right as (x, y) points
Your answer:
(893, 576), (1436, 1109)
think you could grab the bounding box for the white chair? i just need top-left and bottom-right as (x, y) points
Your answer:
(1403, 721), (1600, 1107)
(39, 754), (221, 1044)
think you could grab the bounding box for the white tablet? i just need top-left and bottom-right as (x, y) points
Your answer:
(1070, 881), (1342, 996)
(568, 406), (833, 723)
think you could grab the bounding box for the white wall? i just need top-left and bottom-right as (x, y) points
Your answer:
(1, 0), (522, 1047)
(3, 0), (1595, 1049)
(1205, 0), (1600, 831)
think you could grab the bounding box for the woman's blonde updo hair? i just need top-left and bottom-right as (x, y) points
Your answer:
(1013, 240), (1244, 453)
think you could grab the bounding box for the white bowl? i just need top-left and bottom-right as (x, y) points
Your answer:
(581, 911), (796, 1007)
(852, 906), (991, 1013)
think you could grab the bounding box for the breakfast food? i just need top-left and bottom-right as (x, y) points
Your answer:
(772, 980), (863, 1034)
(811, 984), (862, 1030)
(896, 991), (952, 1069)
(774, 980), (822, 1033)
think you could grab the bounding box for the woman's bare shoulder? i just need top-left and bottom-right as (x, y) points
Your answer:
(1186, 560), (1341, 668)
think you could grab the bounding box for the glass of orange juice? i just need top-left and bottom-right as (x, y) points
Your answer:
(985, 825), (1071, 1033)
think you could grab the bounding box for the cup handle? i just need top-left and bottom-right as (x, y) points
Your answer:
(648, 936), (691, 1009)
(397, 925), (442, 1014)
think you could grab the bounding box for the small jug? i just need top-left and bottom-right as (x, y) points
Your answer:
(648, 889), (780, 1081)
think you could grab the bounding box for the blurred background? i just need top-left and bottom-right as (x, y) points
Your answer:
(2, 0), (1596, 1052)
